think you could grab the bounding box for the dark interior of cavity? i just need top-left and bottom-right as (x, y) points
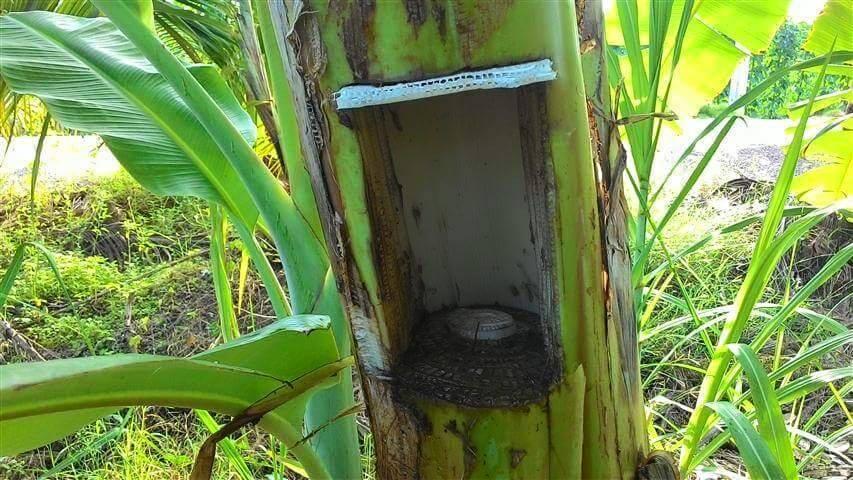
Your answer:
(350, 85), (559, 406)
(395, 307), (550, 407)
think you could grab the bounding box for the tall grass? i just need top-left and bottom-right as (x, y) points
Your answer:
(679, 46), (839, 474)
(626, 42), (852, 477)
(605, 1), (852, 474)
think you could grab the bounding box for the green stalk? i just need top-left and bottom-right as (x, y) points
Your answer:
(89, 2), (359, 477)
(228, 217), (291, 318)
(252, 0), (323, 241)
(29, 113), (50, 211)
(250, 2), (360, 473)
(210, 203), (240, 341)
(632, 117), (740, 283)
(208, 204), (280, 479)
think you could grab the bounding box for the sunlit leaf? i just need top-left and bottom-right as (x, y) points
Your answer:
(792, 120), (852, 209)
(0, 12), (259, 227)
(605, 0), (792, 115)
(804, 0), (853, 55)
(705, 402), (787, 480)
(666, 21), (745, 115)
(787, 89), (853, 120)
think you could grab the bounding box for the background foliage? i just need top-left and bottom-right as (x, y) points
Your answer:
(747, 21), (847, 118)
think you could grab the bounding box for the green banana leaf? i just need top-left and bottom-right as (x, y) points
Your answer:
(606, 0), (792, 115)
(790, 1), (853, 211)
(0, 11), (259, 227)
(804, 0), (853, 55)
(0, 10), (357, 477)
(791, 128), (852, 209)
(0, 315), (339, 459)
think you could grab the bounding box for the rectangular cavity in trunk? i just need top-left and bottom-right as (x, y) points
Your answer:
(346, 66), (560, 404)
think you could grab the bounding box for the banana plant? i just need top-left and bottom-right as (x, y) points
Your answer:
(0, 4), (360, 478)
(0, 315), (352, 479)
(0, 0), (240, 141)
(2, 1), (848, 479)
(789, 0), (852, 213)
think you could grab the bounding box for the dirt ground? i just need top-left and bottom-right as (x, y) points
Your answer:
(650, 118), (800, 202)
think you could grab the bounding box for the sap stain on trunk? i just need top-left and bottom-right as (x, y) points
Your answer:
(336, 0), (376, 80)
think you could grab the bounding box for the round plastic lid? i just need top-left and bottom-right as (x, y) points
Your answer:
(446, 308), (518, 340)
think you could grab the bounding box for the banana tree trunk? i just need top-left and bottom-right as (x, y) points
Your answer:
(276, 0), (652, 478)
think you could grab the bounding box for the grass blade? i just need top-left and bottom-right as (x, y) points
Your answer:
(38, 411), (131, 479)
(236, 247), (249, 312)
(691, 369), (853, 471)
(771, 332), (853, 383)
(28, 241), (70, 301)
(705, 401), (786, 480)
(680, 46), (838, 473)
(755, 42), (836, 260)
(615, 0), (649, 106)
(195, 409), (253, 480)
(713, 244), (853, 400)
(803, 381), (852, 432)
(795, 425), (853, 470)
(228, 218), (291, 318)
(644, 207), (815, 281)
(29, 113), (50, 210)
(776, 367), (853, 404)
(751, 243), (853, 351)
(728, 344), (797, 478)
(0, 244), (26, 308)
(209, 203), (239, 341)
(633, 117), (740, 280)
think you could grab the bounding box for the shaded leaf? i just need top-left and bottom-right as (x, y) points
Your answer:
(0, 316), (339, 456)
(728, 344), (797, 478)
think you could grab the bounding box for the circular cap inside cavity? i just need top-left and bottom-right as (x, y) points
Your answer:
(447, 308), (517, 341)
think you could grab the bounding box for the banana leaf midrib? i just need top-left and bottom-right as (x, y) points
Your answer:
(2, 13), (252, 223)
